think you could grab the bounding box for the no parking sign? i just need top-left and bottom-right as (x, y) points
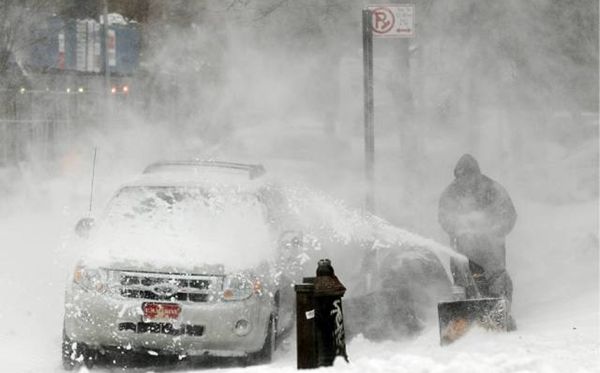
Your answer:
(368, 4), (415, 38)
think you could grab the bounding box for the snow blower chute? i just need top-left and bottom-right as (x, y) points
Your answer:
(437, 260), (510, 345)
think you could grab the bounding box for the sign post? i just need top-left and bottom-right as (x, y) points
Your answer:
(362, 9), (375, 213)
(362, 4), (414, 214)
(102, 0), (110, 96)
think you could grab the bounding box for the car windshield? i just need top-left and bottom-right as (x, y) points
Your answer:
(86, 186), (274, 270)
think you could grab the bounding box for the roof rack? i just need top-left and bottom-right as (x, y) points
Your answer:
(142, 161), (266, 180)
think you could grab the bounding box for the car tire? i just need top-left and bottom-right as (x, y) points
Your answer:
(62, 328), (97, 370)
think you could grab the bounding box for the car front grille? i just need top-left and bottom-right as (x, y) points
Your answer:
(114, 270), (221, 303)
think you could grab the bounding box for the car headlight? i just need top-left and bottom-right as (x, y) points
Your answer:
(73, 263), (109, 293)
(222, 274), (260, 301)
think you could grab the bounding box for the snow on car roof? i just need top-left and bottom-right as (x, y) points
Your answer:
(122, 172), (266, 191)
(124, 161), (269, 190)
(143, 161), (266, 179)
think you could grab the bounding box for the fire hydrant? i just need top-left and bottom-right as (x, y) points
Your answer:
(295, 259), (348, 369)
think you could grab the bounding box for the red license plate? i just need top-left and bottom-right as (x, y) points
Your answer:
(142, 302), (181, 321)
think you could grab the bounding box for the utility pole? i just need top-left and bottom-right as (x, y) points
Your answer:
(362, 9), (375, 214)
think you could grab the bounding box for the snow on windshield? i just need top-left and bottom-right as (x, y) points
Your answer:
(84, 185), (274, 271)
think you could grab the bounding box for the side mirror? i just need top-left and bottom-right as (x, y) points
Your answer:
(75, 217), (95, 238)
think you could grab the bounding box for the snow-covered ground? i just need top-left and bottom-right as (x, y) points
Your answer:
(0, 156), (597, 373)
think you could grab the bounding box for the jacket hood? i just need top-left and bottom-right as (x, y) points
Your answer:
(454, 154), (481, 178)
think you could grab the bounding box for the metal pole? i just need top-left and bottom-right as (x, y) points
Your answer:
(102, 0), (110, 94)
(362, 10), (375, 213)
(88, 147), (97, 215)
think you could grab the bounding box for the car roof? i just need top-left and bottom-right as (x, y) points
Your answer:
(143, 160), (266, 180)
(122, 160), (268, 190)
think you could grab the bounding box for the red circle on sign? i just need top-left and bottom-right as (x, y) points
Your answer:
(372, 7), (395, 34)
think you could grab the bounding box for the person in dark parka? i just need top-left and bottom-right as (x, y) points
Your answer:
(439, 154), (517, 303)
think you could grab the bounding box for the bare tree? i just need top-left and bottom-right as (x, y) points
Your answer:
(0, 1), (60, 118)
(0, 1), (60, 79)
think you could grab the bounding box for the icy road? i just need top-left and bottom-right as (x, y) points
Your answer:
(0, 175), (597, 373)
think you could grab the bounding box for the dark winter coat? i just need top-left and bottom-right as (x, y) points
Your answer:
(438, 154), (517, 274)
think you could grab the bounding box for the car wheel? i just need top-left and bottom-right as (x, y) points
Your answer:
(247, 314), (277, 365)
(62, 329), (97, 370)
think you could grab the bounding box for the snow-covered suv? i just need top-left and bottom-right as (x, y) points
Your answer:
(62, 161), (306, 369)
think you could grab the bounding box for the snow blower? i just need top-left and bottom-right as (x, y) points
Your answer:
(437, 260), (510, 345)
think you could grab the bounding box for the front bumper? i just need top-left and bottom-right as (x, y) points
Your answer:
(64, 286), (271, 356)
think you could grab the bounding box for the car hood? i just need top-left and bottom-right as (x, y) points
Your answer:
(79, 218), (275, 274)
